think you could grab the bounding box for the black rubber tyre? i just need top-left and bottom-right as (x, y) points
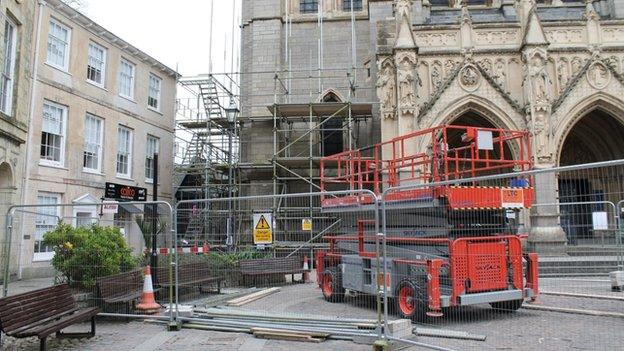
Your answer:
(394, 279), (427, 321)
(321, 267), (345, 303)
(490, 299), (523, 312)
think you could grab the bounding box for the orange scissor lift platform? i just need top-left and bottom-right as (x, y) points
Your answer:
(316, 125), (539, 319)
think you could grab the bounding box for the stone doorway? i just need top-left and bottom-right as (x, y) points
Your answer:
(558, 109), (624, 244)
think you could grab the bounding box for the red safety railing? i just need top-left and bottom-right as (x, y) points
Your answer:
(321, 125), (532, 205)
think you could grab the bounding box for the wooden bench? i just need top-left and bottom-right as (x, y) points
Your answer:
(239, 256), (304, 285)
(96, 268), (144, 314)
(156, 261), (223, 294)
(0, 284), (99, 351)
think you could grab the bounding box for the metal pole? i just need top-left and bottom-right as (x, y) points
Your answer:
(151, 154), (159, 286)
(2, 213), (13, 297)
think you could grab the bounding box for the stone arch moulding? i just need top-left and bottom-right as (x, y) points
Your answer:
(554, 92), (624, 166)
(430, 95), (522, 132)
(0, 161), (14, 189)
(317, 89), (346, 103)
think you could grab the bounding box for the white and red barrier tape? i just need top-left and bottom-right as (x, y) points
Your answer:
(157, 245), (210, 255)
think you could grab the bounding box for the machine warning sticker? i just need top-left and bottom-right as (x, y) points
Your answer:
(301, 218), (312, 231)
(501, 188), (524, 208)
(253, 213), (273, 245)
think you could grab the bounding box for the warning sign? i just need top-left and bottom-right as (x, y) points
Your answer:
(501, 188), (524, 208)
(301, 218), (312, 231)
(253, 213), (273, 245)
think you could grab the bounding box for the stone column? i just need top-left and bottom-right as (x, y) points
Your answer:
(523, 47), (568, 254)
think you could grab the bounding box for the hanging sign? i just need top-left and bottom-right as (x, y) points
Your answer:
(301, 218), (312, 231)
(105, 182), (147, 202)
(102, 201), (119, 214)
(253, 213), (273, 245)
(501, 188), (524, 208)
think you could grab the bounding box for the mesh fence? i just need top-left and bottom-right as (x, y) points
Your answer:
(1, 201), (174, 320)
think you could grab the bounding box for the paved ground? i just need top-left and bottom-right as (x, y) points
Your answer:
(1, 276), (623, 350)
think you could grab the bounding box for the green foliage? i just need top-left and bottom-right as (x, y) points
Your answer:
(43, 223), (138, 288)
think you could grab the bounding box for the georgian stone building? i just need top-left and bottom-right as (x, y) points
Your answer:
(241, 0), (624, 252)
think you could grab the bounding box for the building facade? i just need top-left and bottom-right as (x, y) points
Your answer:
(241, 0), (624, 252)
(16, 0), (177, 279)
(0, 0), (37, 282)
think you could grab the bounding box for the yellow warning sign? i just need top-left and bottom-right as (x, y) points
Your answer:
(253, 213), (273, 245)
(301, 218), (312, 231)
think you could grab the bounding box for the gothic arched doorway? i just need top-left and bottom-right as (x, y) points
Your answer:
(558, 108), (624, 244)
(321, 91), (344, 156)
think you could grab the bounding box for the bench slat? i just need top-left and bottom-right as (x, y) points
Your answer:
(7, 308), (80, 336)
(28, 307), (99, 339)
(1, 295), (76, 333)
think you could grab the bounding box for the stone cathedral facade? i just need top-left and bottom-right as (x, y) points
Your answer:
(241, 0), (624, 251)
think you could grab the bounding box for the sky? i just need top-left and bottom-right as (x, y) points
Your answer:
(80, 0), (240, 77)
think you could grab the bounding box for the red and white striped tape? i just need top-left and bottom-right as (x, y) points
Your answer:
(157, 245), (210, 256)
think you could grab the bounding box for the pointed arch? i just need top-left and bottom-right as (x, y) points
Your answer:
(318, 89), (345, 103)
(431, 94), (522, 131)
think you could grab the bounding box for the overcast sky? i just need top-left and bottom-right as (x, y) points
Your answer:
(80, 0), (240, 76)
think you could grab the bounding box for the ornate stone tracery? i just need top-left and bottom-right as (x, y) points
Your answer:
(376, 57), (396, 120)
(396, 51), (419, 117)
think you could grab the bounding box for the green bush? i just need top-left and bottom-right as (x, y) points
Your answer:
(43, 223), (139, 288)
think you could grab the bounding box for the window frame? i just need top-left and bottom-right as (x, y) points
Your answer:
(342, 0), (363, 11)
(147, 73), (162, 112)
(86, 41), (107, 87)
(118, 58), (135, 100)
(145, 135), (159, 183)
(116, 125), (133, 178)
(83, 113), (104, 173)
(46, 18), (71, 72)
(300, 0), (319, 13)
(0, 16), (18, 116)
(33, 192), (61, 262)
(39, 101), (68, 167)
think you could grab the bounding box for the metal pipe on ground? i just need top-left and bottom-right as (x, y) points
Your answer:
(522, 304), (624, 318)
(414, 327), (487, 341)
(195, 307), (378, 324)
(386, 336), (459, 351)
(540, 291), (624, 301)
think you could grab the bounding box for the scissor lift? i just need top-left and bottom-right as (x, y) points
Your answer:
(316, 125), (539, 320)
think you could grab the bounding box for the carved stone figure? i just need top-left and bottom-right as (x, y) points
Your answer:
(557, 60), (569, 92)
(480, 58), (493, 75)
(460, 65), (480, 90)
(571, 57), (583, 75)
(528, 54), (551, 104)
(587, 62), (610, 89)
(431, 62), (443, 92)
(376, 60), (396, 120)
(396, 53), (419, 116)
(444, 60), (457, 76)
(494, 59), (506, 87)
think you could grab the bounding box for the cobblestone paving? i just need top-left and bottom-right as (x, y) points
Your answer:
(1, 277), (623, 350)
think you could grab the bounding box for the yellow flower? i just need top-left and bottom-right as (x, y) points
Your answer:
(64, 242), (74, 250)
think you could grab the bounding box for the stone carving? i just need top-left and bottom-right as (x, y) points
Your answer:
(605, 56), (620, 74)
(557, 59), (570, 93)
(545, 29), (584, 44)
(494, 59), (507, 88)
(586, 62), (611, 89)
(396, 51), (419, 117)
(475, 31), (518, 45)
(603, 28), (624, 43)
(459, 65), (480, 91)
(418, 33), (457, 47)
(571, 57), (583, 75)
(395, 0), (413, 22)
(479, 58), (493, 74)
(376, 58), (396, 120)
(431, 61), (443, 92)
(444, 60), (457, 76)
(528, 54), (551, 105)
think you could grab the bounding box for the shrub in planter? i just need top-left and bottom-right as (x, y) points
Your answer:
(43, 223), (139, 289)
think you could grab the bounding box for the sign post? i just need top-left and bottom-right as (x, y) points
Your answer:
(253, 213), (273, 246)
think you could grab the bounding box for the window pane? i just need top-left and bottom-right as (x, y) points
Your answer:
(83, 115), (103, 170)
(0, 19), (16, 115)
(117, 127), (132, 176)
(148, 74), (161, 109)
(87, 43), (105, 84)
(47, 21), (69, 68)
(343, 0), (362, 11)
(40, 103), (65, 162)
(300, 0), (318, 13)
(145, 136), (159, 180)
(119, 59), (134, 98)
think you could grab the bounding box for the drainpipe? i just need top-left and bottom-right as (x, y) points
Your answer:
(17, 0), (46, 279)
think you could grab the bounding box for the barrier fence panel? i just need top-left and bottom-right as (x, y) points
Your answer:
(1, 201), (174, 322)
(173, 190), (384, 337)
(376, 160), (624, 350)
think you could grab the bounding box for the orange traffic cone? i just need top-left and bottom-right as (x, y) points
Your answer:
(137, 266), (161, 314)
(302, 255), (310, 283)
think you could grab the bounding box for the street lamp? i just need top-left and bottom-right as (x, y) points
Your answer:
(224, 98), (239, 123)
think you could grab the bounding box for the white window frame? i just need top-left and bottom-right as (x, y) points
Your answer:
(145, 135), (159, 183)
(116, 126), (133, 178)
(40, 101), (68, 167)
(46, 19), (71, 71)
(83, 114), (104, 173)
(148, 74), (162, 112)
(87, 41), (107, 87)
(72, 194), (99, 228)
(118, 58), (135, 100)
(33, 193), (61, 262)
(0, 17), (17, 116)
